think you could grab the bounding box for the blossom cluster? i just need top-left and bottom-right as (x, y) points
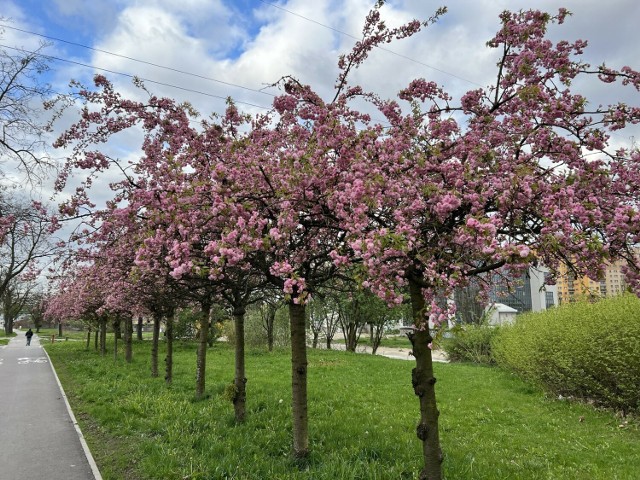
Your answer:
(46, 7), (640, 331)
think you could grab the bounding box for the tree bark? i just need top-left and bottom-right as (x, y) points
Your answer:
(124, 316), (133, 363)
(408, 277), (443, 480)
(233, 309), (247, 423)
(267, 319), (275, 351)
(99, 318), (107, 356)
(370, 323), (384, 355)
(195, 299), (211, 400)
(264, 307), (275, 352)
(113, 318), (119, 361)
(113, 317), (122, 340)
(164, 310), (174, 385)
(4, 318), (13, 335)
(151, 312), (161, 377)
(289, 301), (309, 459)
(136, 315), (143, 341)
(344, 322), (359, 352)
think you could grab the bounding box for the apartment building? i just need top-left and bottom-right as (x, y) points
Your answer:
(555, 259), (629, 304)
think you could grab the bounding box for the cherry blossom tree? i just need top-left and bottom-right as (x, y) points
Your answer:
(331, 8), (640, 479)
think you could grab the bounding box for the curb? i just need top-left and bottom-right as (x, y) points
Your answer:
(42, 345), (103, 480)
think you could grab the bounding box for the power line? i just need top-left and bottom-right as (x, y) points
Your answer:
(256, 0), (483, 87)
(0, 23), (277, 98)
(0, 43), (272, 111)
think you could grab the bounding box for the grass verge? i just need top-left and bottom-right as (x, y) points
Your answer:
(45, 340), (639, 479)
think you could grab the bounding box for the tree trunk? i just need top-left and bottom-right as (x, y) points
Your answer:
(124, 316), (133, 363)
(113, 329), (118, 361)
(164, 310), (174, 385)
(326, 336), (332, 349)
(266, 309), (275, 352)
(289, 301), (309, 459)
(344, 323), (358, 352)
(408, 278), (443, 480)
(233, 309), (247, 423)
(151, 312), (161, 377)
(94, 325), (99, 350)
(86, 328), (91, 350)
(113, 318), (119, 361)
(58, 322), (63, 337)
(137, 316), (143, 341)
(312, 331), (319, 349)
(113, 317), (122, 340)
(370, 323), (384, 355)
(195, 299), (211, 400)
(99, 318), (107, 356)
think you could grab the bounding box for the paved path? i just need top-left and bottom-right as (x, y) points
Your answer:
(0, 331), (101, 480)
(324, 342), (449, 362)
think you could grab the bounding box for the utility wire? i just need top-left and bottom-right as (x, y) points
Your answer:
(256, 0), (483, 87)
(0, 23), (276, 98)
(0, 43), (272, 111)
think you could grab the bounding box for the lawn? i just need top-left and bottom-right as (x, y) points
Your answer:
(0, 330), (16, 345)
(45, 339), (639, 479)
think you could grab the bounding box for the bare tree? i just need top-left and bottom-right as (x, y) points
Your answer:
(0, 194), (56, 333)
(336, 291), (368, 353)
(0, 23), (67, 184)
(307, 295), (340, 349)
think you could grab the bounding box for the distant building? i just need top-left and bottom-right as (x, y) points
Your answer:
(454, 266), (558, 324)
(490, 267), (558, 313)
(555, 259), (630, 304)
(485, 303), (518, 325)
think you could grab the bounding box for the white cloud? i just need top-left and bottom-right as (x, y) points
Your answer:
(4, 0), (640, 196)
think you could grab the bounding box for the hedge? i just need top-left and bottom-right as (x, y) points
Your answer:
(441, 323), (499, 365)
(492, 294), (640, 413)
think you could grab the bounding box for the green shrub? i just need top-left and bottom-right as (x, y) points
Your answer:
(493, 294), (640, 413)
(442, 323), (499, 364)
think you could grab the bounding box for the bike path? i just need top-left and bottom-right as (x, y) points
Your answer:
(0, 331), (101, 480)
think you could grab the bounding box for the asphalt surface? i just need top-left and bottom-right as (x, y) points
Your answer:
(0, 330), (101, 480)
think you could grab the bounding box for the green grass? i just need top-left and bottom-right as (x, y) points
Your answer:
(45, 340), (639, 479)
(37, 327), (90, 341)
(0, 330), (17, 345)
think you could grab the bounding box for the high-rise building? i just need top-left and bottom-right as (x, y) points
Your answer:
(489, 266), (558, 313)
(454, 266), (558, 323)
(555, 259), (629, 304)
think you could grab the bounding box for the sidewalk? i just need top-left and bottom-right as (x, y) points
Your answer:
(0, 331), (101, 480)
(325, 341), (449, 363)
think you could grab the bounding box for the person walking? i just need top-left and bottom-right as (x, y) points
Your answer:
(25, 328), (34, 346)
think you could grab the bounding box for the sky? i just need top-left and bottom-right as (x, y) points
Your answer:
(2, 0), (640, 201)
